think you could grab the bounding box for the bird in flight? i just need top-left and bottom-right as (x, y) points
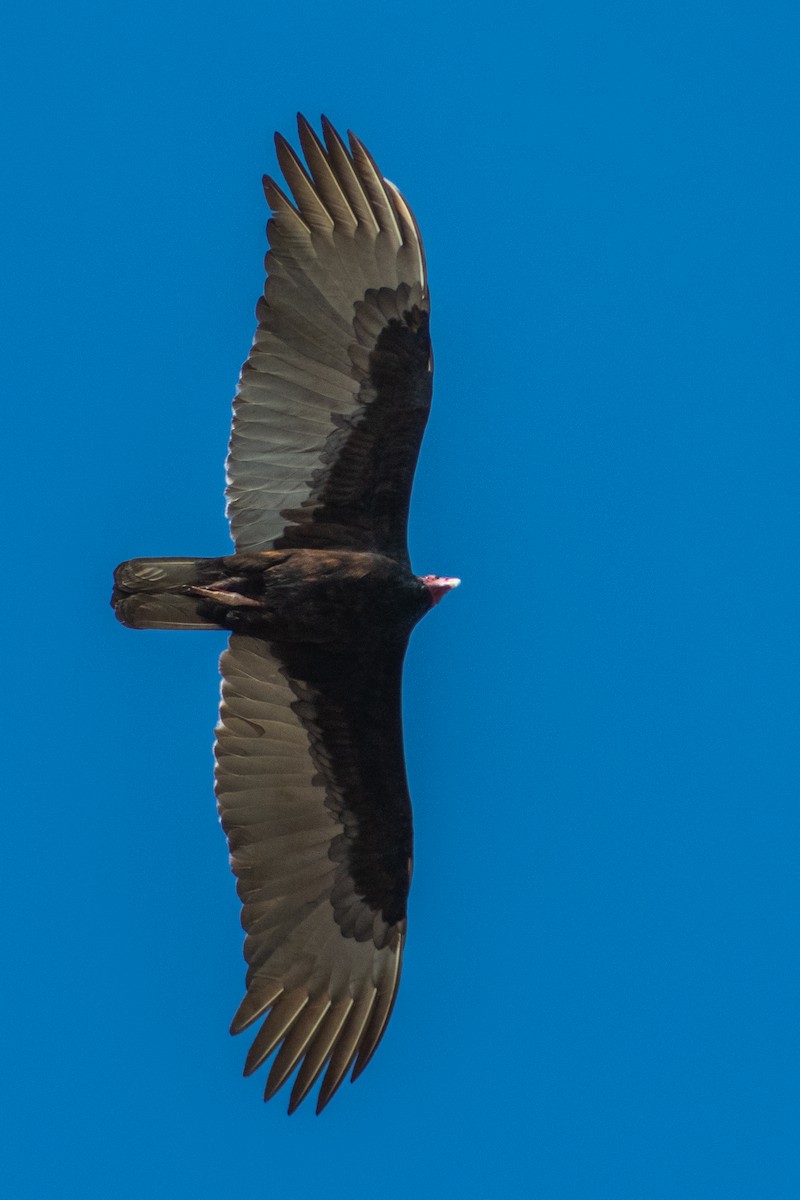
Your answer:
(112, 116), (458, 1113)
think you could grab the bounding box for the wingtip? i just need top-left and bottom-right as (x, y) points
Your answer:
(230, 982), (283, 1036)
(315, 1086), (335, 1115)
(287, 1071), (318, 1115)
(242, 1053), (260, 1078)
(321, 114), (351, 159)
(346, 128), (368, 158)
(314, 1051), (356, 1114)
(349, 1053), (371, 1083)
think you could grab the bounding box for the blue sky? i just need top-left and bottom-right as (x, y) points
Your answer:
(3, 2), (799, 1196)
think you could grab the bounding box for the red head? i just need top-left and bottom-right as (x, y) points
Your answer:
(418, 574), (461, 606)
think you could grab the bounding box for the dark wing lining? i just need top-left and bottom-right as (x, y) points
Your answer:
(214, 631), (412, 1112)
(226, 116), (432, 568)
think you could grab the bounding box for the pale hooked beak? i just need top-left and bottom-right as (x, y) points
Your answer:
(419, 575), (461, 606)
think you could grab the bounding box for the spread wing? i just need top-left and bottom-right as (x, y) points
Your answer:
(215, 632), (413, 1112)
(226, 115), (432, 569)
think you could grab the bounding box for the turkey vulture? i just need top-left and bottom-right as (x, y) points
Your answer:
(111, 116), (458, 1113)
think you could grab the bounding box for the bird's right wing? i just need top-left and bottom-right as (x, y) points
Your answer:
(226, 116), (432, 569)
(214, 631), (413, 1113)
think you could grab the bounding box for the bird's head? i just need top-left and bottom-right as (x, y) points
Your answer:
(418, 574), (461, 606)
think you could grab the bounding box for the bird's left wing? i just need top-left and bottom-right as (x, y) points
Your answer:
(214, 632), (413, 1113)
(226, 116), (432, 569)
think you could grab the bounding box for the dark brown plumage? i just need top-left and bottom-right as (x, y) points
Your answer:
(111, 116), (457, 1113)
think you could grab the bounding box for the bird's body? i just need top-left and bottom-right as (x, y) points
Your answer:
(112, 116), (457, 1113)
(113, 549), (439, 642)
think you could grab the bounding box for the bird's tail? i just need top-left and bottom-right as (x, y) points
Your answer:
(111, 557), (225, 630)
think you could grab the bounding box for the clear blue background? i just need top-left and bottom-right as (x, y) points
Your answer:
(3, 2), (798, 1196)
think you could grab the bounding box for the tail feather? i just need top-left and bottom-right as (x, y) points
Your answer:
(113, 557), (211, 592)
(112, 557), (224, 630)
